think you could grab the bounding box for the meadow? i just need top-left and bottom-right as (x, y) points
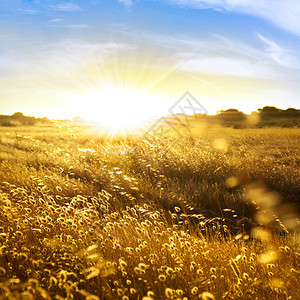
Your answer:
(0, 121), (299, 299)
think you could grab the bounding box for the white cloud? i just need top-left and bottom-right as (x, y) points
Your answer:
(166, 0), (300, 36)
(118, 0), (134, 6)
(17, 8), (40, 15)
(110, 26), (299, 79)
(128, 30), (290, 78)
(177, 33), (300, 79)
(0, 39), (133, 78)
(50, 3), (81, 12)
(256, 33), (284, 64)
(67, 24), (90, 29)
(179, 56), (273, 78)
(32, 40), (132, 71)
(256, 33), (300, 69)
(47, 18), (64, 24)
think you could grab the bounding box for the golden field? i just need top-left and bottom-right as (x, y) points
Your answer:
(0, 122), (299, 299)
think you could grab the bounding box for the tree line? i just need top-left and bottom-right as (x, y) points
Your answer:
(0, 112), (51, 126)
(216, 106), (299, 121)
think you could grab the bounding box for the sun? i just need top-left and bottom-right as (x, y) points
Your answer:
(95, 88), (148, 130)
(70, 85), (164, 132)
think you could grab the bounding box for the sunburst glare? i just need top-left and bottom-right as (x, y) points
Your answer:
(68, 84), (167, 134)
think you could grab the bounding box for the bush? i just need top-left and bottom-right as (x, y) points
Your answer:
(1, 121), (16, 127)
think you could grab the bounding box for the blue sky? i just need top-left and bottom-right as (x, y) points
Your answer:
(0, 0), (300, 118)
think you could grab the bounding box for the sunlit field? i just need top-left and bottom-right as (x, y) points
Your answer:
(0, 122), (299, 300)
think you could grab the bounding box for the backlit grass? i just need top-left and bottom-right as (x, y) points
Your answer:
(0, 123), (299, 299)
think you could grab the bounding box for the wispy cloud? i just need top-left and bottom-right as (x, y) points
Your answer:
(116, 27), (300, 80)
(166, 0), (300, 36)
(45, 18), (89, 29)
(50, 3), (81, 12)
(0, 39), (133, 77)
(256, 33), (285, 65)
(47, 18), (64, 24)
(256, 33), (300, 69)
(17, 8), (40, 15)
(179, 56), (272, 78)
(68, 24), (90, 29)
(178, 34), (300, 80)
(118, 0), (134, 7)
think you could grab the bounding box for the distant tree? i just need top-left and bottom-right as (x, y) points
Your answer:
(283, 108), (299, 118)
(193, 113), (209, 121)
(11, 112), (25, 118)
(258, 106), (281, 119)
(21, 117), (36, 126)
(1, 121), (16, 127)
(217, 109), (246, 121)
(40, 117), (51, 124)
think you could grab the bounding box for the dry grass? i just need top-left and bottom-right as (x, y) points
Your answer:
(0, 123), (299, 299)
